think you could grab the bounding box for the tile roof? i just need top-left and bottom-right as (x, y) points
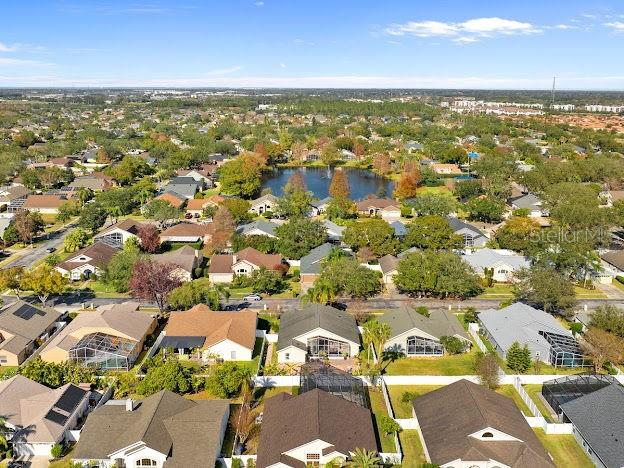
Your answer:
(155, 192), (186, 208)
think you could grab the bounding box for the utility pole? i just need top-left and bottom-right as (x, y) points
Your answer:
(550, 76), (556, 108)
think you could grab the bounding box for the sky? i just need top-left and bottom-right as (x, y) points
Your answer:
(1, 0), (624, 89)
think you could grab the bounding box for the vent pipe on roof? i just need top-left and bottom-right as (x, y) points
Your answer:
(126, 399), (135, 412)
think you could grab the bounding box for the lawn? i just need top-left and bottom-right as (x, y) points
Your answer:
(0, 366), (18, 378)
(398, 430), (427, 467)
(496, 385), (533, 416)
(367, 387), (397, 453)
(524, 384), (555, 421)
(534, 429), (593, 468)
(80, 279), (131, 298)
(415, 185), (452, 196)
(574, 286), (607, 299)
(478, 283), (514, 298)
(386, 385), (442, 418)
(382, 346), (478, 376)
(236, 337), (265, 374)
(48, 444), (76, 468)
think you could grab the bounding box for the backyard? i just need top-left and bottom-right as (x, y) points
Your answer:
(524, 384), (556, 421)
(534, 429), (593, 468)
(398, 430), (427, 467)
(381, 345), (478, 376)
(367, 387), (398, 453)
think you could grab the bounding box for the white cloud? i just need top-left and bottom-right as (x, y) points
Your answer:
(279, 63), (287, 68)
(293, 38), (316, 46)
(553, 24), (576, 30)
(203, 65), (242, 75)
(0, 42), (45, 53)
(0, 57), (54, 67)
(254, 1), (264, 5)
(605, 21), (624, 31)
(384, 17), (541, 43)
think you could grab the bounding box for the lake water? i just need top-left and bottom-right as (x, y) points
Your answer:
(261, 167), (394, 200)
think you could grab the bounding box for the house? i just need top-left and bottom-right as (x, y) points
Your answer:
(73, 390), (229, 468)
(355, 196), (401, 221)
(236, 219), (280, 238)
(256, 389), (377, 468)
(461, 248), (530, 282)
(479, 302), (587, 367)
(600, 250), (624, 278)
(447, 217), (488, 248)
(249, 193), (279, 215)
(0, 185), (31, 210)
(508, 193), (548, 217)
(390, 220), (407, 238)
(176, 164), (217, 187)
(163, 176), (203, 199)
(277, 304), (360, 363)
(40, 302), (156, 370)
(379, 254), (399, 285)
(379, 308), (470, 356)
(0, 300), (63, 366)
(405, 140), (424, 152)
(323, 219), (345, 243)
(208, 247), (285, 283)
(300, 243), (333, 291)
(55, 241), (119, 280)
(154, 191), (186, 209)
(153, 245), (203, 282)
(553, 379), (624, 467)
(95, 218), (151, 248)
(68, 173), (115, 192)
(21, 194), (67, 214)
(0, 375), (90, 457)
(310, 196), (331, 215)
(159, 222), (213, 243)
(160, 305), (257, 361)
(430, 163), (463, 175)
(411, 379), (554, 468)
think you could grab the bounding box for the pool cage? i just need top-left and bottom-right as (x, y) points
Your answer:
(542, 373), (618, 416)
(68, 332), (139, 370)
(538, 330), (590, 368)
(300, 361), (368, 408)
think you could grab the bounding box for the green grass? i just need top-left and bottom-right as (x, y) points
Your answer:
(386, 385), (442, 418)
(524, 384), (555, 421)
(367, 387), (397, 453)
(80, 280), (131, 298)
(382, 346), (478, 376)
(534, 429), (593, 468)
(612, 278), (624, 293)
(574, 286), (607, 299)
(236, 337), (264, 373)
(478, 283), (514, 298)
(399, 430), (427, 467)
(496, 385), (533, 416)
(0, 366), (18, 377)
(48, 444), (76, 468)
(415, 185), (452, 195)
(228, 286), (254, 298)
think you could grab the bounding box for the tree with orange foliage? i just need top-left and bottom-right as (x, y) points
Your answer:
(372, 153), (391, 175)
(329, 170), (350, 199)
(211, 206), (236, 252)
(394, 169), (421, 199)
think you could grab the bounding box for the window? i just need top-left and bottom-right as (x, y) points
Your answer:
(306, 454), (320, 460)
(463, 234), (474, 247)
(285, 353), (290, 360)
(136, 459), (157, 467)
(406, 336), (444, 356)
(0, 356), (7, 364)
(230, 350), (236, 360)
(307, 336), (350, 358)
(482, 432), (494, 438)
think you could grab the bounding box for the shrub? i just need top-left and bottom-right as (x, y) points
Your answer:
(401, 391), (418, 403)
(378, 415), (402, 436)
(463, 307), (478, 323)
(50, 443), (64, 459)
(440, 336), (468, 355)
(231, 459), (243, 468)
(414, 306), (430, 317)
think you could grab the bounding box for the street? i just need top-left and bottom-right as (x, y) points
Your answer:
(2, 223), (76, 269)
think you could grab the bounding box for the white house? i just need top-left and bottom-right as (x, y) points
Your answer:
(249, 193), (279, 215)
(55, 242), (119, 281)
(461, 248), (530, 282)
(208, 247), (285, 284)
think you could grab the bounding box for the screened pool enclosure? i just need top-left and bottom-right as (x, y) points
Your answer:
(300, 361), (367, 407)
(542, 373), (618, 415)
(538, 330), (590, 368)
(68, 332), (139, 370)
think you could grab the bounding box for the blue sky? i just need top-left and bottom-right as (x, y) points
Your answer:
(1, 0), (624, 89)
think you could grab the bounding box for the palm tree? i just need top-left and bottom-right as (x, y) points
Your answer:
(0, 417), (9, 458)
(346, 448), (381, 467)
(77, 187), (93, 207)
(301, 278), (337, 305)
(108, 206), (123, 225)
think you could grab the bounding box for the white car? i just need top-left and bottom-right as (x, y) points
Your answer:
(243, 294), (262, 302)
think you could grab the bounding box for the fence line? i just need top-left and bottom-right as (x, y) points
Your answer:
(512, 376), (540, 417)
(468, 322), (487, 353)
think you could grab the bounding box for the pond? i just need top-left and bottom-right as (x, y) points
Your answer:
(261, 167), (394, 200)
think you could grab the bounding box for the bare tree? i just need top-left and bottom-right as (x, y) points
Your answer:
(581, 327), (624, 372)
(474, 351), (500, 389)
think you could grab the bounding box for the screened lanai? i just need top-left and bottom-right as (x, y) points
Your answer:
(68, 332), (138, 370)
(300, 361), (367, 407)
(542, 373), (618, 415)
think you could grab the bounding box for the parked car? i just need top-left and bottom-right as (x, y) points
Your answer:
(184, 212), (193, 219)
(242, 294), (262, 302)
(45, 247), (56, 253)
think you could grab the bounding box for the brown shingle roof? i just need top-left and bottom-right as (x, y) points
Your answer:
(164, 304), (256, 350)
(235, 247), (284, 270)
(22, 194), (66, 209)
(97, 218), (149, 237)
(160, 222), (213, 238)
(56, 241), (119, 271)
(208, 254), (235, 273)
(355, 196), (400, 211)
(256, 389), (377, 468)
(412, 379), (554, 468)
(155, 192), (186, 208)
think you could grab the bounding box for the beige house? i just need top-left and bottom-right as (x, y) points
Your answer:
(40, 302), (156, 370)
(153, 245), (203, 282)
(0, 301), (63, 366)
(21, 194), (68, 214)
(208, 247), (285, 284)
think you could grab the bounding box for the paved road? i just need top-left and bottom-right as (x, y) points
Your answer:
(2, 223), (76, 269)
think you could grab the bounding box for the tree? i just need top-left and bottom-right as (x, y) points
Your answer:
(0, 266), (25, 297)
(56, 201), (80, 223)
(581, 328), (624, 372)
(102, 249), (142, 292)
(129, 260), (182, 313)
(493, 216), (540, 253)
(329, 170), (350, 199)
(302, 276), (340, 305)
(205, 362), (252, 398)
(404, 215), (461, 250)
(19, 357), (96, 388)
(326, 197), (357, 220)
(143, 199), (180, 223)
(21, 265), (68, 305)
(13, 209), (44, 244)
(168, 278), (230, 310)
(465, 196), (505, 223)
(276, 186), (313, 218)
(63, 228), (89, 253)
(440, 336), (468, 355)
(275, 218), (327, 259)
(362, 319), (392, 358)
(211, 205), (236, 252)
(346, 448), (381, 468)
(394, 169), (421, 199)
(76, 187), (94, 206)
(454, 179), (484, 201)
(321, 144), (340, 166)
(311, 257), (382, 300)
(408, 193), (456, 217)
(589, 305), (624, 338)
(512, 267), (577, 316)
(137, 358), (194, 395)
(284, 171), (307, 192)
(506, 341), (532, 373)
(395, 251), (483, 298)
(3, 222), (20, 245)
(474, 351), (500, 389)
(221, 198), (253, 223)
(378, 415), (402, 436)
(78, 203), (107, 234)
(218, 155), (263, 198)
(249, 267), (286, 294)
(137, 224), (160, 253)
(343, 219), (398, 257)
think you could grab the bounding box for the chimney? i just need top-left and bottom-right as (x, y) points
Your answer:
(126, 399), (135, 412)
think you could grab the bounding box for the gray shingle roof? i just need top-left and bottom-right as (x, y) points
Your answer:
(379, 307), (469, 341)
(0, 300), (62, 342)
(560, 383), (624, 468)
(299, 243), (333, 274)
(277, 304), (359, 351)
(447, 217), (486, 237)
(236, 219), (279, 237)
(509, 193), (543, 210)
(461, 248), (530, 273)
